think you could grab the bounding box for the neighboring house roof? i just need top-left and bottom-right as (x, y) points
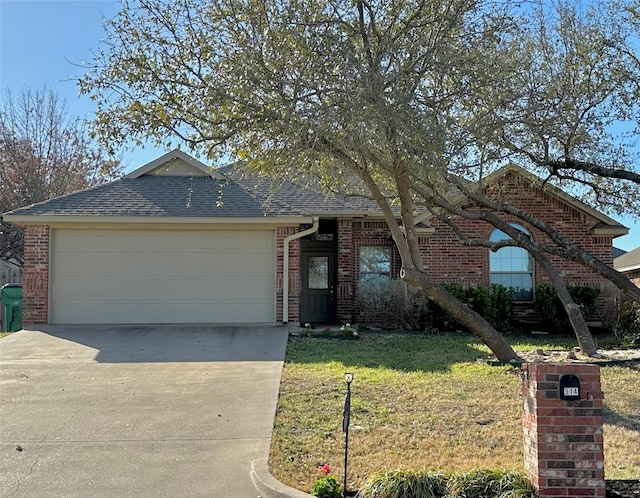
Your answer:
(614, 246), (640, 273)
(613, 247), (628, 259)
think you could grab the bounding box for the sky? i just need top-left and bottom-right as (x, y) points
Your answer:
(0, 0), (639, 251)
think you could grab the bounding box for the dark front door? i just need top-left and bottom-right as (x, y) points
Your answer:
(300, 250), (337, 324)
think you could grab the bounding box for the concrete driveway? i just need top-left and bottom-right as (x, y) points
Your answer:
(0, 324), (290, 498)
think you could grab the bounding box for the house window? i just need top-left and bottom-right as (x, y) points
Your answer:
(489, 224), (533, 301)
(359, 246), (391, 292)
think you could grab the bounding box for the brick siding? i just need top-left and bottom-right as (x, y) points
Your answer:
(337, 219), (355, 324)
(21, 225), (49, 325)
(522, 363), (605, 498)
(276, 226), (301, 323)
(18, 171), (620, 327)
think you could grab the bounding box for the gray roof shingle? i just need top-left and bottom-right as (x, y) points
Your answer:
(231, 174), (382, 214)
(614, 246), (640, 271)
(5, 158), (385, 219)
(5, 175), (305, 218)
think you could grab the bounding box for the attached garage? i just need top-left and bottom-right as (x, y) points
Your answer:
(3, 150), (314, 326)
(50, 228), (276, 324)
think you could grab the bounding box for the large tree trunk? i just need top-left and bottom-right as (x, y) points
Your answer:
(534, 252), (598, 356)
(401, 267), (520, 362)
(349, 158), (520, 363)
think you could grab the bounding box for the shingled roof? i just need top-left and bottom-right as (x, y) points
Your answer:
(3, 149), (384, 223)
(614, 246), (640, 272)
(4, 175), (299, 218)
(226, 170), (383, 215)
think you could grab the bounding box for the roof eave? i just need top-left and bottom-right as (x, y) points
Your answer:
(615, 263), (640, 272)
(591, 226), (629, 238)
(305, 209), (385, 218)
(2, 214), (312, 227)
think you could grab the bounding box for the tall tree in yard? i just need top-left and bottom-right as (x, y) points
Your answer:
(79, 0), (640, 359)
(0, 86), (121, 265)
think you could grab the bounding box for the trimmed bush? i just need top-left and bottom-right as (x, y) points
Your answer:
(427, 284), (515, 333)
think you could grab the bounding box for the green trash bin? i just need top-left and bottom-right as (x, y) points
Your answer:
(1, 283), (23, 332)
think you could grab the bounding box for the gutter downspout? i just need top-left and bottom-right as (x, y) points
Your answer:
(283, 217), (319, 324)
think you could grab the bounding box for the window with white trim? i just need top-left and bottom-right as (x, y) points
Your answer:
(489, 224), (534, 301)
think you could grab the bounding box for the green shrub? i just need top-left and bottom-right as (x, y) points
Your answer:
(312, 474), (342, 498)
(356, 468), (536, 498)
(534, 283), (601, 333)
(425, 284), (514, 333)
(567, 285), (600, 320)
(614, 300), (640, 347)
(356, 280), (515, 333)
(357, 469), (448, 498)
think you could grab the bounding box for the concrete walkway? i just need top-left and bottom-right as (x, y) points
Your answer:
(0, 325), (289, 498)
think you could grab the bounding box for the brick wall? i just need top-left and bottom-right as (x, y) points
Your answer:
(423, 172), (613, 285)
(337, 219), (355, 324)
(347, 219), (402, 324)
(421, 171), (616, 320)
(624, 269), (640, 288)
(277, 226), (301, 323)
(333, 170), (618, 325)
(521, 363), (605, 498)
(21, 225), (49, 325)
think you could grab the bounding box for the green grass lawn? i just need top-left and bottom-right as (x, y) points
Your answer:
(269, 331), (640, 493)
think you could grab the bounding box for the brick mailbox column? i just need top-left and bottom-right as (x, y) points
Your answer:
(521, 363), (605, 498)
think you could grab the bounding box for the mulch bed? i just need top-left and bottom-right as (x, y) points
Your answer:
(607, 480), (640, 498)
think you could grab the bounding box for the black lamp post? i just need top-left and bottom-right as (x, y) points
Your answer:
(342, 372), (353, 498)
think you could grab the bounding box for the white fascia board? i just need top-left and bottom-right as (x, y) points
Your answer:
(592, 226), (629, 237)
(3, 214), (312, 227)
(616, 263), (640, 272)
(304, 210), (384, 218)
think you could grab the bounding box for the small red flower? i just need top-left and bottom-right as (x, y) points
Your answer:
(319, 464), (331, 475)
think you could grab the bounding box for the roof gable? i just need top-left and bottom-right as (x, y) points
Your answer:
(125, 149), (226, 179)
(479, 164), (627, 237)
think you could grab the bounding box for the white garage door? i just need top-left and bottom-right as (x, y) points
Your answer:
(50, 229), (275, 324)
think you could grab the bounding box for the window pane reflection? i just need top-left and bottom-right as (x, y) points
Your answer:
(308, 256), (328, 289)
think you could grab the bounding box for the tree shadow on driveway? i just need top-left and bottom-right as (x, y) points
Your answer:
(5, 324), (289, 363)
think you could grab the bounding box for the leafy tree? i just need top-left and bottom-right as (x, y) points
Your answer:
(79, 0), (640, 359)
(0, 85), (121, 264)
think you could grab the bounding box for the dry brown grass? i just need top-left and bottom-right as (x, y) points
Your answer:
(268, 332), (639, 493)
